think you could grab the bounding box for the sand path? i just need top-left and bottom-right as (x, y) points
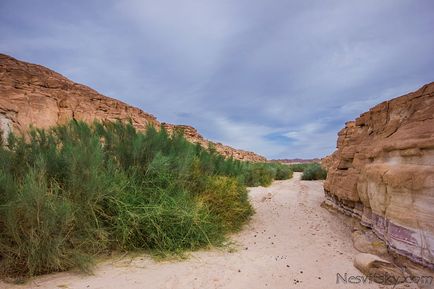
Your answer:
(3, 173), (397, 289)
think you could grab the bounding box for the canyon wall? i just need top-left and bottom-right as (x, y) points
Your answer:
(0, 54), (265, 162)
(324, 82), (434, 269)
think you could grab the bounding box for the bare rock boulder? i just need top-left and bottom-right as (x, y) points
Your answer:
(354, 253), (405, 285)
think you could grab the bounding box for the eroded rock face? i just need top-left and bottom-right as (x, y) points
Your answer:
(324, 82), (434, 269)
(0, 54), (265, 162)
(0, 54), (159, 133)
(352, 229), (388, 257)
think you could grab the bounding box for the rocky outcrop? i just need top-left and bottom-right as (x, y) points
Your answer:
(324, 82), (434, 269)
(353, 253), (405, 285)
(352, 229), (388, 257)
(161, 123), (266, 162)
(0, 54), (265, 162)
(0, 54), (159, 133)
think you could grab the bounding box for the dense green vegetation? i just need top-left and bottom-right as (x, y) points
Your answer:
(0, 121), (292, 277)
(287, 163), (311, 172)
(242, 162), (293, 187)
(284, 162), (327, 180)
(300, 163), (327, 180)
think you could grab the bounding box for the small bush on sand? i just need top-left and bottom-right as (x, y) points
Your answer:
(274, 164), (294, 180)
(243, 164), (275, 187)
(301, 163), (327, 180)
(288, 163), (311, 172)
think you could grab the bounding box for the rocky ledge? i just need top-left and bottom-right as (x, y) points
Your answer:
(0, 54), (265, 162)
(324, 82), (434, 269)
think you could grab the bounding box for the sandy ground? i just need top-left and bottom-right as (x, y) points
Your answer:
(1, 173), (416, 289)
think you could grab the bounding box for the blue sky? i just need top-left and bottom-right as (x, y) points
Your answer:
(1, 0), (433, 158)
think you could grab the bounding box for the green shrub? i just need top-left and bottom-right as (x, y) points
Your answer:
(0, 120), (282, 277)
(301, 163), (327, 180)
(240, 163), (293, 185)
(274, 164), (293, 180)
(197, 176), (253, 232)
(243, 165), (275, 187)
(288, 163), (311, 172)
(109, 186), (224, 254)
(0, 166), (85, 276)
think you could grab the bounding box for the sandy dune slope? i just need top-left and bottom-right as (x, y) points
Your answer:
(2, 173), (416, 289)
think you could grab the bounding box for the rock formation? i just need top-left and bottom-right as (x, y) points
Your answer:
(0, 54), (266, 162)
(324, 82), (434, 269)
(353, 253), (405, 285)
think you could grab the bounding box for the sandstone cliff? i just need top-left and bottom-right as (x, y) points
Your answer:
(0, 54), (266, 162)
(324, 82), (434, 269)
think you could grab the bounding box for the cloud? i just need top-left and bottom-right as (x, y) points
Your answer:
(1, 0), (433, 158)
(210, 116), (286, 157)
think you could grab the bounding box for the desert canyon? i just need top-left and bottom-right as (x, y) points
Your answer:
(0, 55), (433, 289)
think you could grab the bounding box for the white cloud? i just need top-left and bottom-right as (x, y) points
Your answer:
(281, 122), (338, 158)
(1, 0), (433, 159)
(204, 115), (288, 157)
(113, 0), (241, 79)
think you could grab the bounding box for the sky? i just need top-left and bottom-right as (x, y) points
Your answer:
(1, 0), (433, 159)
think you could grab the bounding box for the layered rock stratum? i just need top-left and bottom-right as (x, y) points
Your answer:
(324, 82), (434, 269)
(0, 54), (266, 162)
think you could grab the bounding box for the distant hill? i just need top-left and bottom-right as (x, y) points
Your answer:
(270, 158), (321, 164)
